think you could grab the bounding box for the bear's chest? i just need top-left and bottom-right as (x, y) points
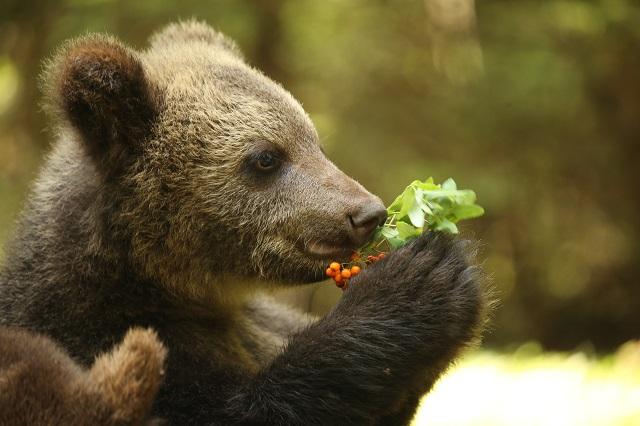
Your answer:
(174, 315), (286, 376)
(235, 317), (287, 370)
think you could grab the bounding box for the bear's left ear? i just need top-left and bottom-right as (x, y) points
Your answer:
(43, 34), (160, 164)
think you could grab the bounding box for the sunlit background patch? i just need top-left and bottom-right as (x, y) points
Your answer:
(413, 341), (640, 425)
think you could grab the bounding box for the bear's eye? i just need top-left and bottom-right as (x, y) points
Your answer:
(254, 152), (281, 172)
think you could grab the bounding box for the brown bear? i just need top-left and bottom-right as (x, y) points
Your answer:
(0, 20), (488, 424)
(0, 326), (166, 425)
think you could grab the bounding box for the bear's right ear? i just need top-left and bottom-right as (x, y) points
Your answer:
(43, 34), (160, 165)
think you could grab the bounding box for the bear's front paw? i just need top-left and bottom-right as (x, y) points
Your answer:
(347, 232), (486, 344)
(351, 232), (469, 291)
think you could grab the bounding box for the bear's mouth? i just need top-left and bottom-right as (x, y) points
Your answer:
(298, 240), (355, 261)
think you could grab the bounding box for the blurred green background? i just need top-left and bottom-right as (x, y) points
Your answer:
(1, 0), (639, 423)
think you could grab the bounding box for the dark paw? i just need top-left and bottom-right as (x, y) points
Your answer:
(351, 232), (469, 293)
(346, 232), (486, 343)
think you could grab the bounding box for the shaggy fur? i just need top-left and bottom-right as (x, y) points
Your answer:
(0, 327), (166, 425)
(0, 20), (489, 424)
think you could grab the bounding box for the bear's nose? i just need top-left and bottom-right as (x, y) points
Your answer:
(348, 201), (388, 246)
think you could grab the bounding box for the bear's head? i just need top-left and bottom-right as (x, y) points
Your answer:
(43, 20), (385, 298)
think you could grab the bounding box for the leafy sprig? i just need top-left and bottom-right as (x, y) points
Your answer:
(327, 177), (484, 289)
(361, 177), (484, 255)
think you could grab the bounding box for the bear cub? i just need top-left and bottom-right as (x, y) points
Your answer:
(0, 19), (488, 425)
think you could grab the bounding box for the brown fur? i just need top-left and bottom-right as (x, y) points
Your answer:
(42, 35), (160, 173)
(149, 20), (243, 58)
(0, 19), (488, 424)
(0, 327), (166, 425)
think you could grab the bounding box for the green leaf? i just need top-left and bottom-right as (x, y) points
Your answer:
(452, 204), (485, 221)
(397, 186), (416, 219)
(387, 236), (405, 249)
(413, 188), (431, 214)
(434, 219), (459, 234)
(442, 178), (457, 190)
(372, 227), (385, 243)
(424, 189), (476, 205)
(380, 227), (399, 239)
(387, 193), (404, 214)
(396, 221), (420, 239)
(454, 189), (477, 205)
(416, 178), (440, 191)
(408, 202), (425, 228)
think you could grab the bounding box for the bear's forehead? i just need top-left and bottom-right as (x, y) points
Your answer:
(144, 45), (319, 153)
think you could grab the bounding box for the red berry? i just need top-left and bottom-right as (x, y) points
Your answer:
(341, 269), (352, 279)
(326, 268), (336, 277)
(351, 266), (361, 275)
(329, 262), (341, 271)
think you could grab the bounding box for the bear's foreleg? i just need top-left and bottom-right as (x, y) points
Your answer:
(226, 233), (487, 425)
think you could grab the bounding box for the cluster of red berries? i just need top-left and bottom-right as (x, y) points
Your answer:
(325, 252), (386, 290)
(325, 262), (360, 289)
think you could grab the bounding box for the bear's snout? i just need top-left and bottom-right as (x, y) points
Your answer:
(347, 199), (387, 247)
(301, 158), (387, 255)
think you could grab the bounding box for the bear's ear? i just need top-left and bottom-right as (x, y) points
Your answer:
(43, 35), (160, 164)
(88, 328), (167, 424)
(149, 19), (243, 59)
